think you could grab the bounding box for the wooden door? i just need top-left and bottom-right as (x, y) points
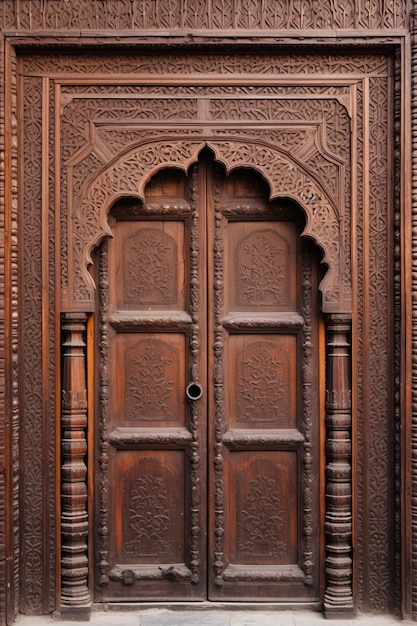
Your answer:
(95, 153), (322, 603)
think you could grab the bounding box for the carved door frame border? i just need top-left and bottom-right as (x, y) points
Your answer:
(1, 32), (412, 623)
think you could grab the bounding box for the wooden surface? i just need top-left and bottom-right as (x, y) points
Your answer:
(95, 158), (322, 602)
(0, 22), (404, 624)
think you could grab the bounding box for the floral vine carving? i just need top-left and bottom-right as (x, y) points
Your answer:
(123, 228), (177, 305)
(237, 473), (289, 559)
(236, 229), (289, 306)
(237, 342), (290, 423)
(125, 339), (179, 421)
(124, 474), (172, 558)
(72, 138), (346, 312)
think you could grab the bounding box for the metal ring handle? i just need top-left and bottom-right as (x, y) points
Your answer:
(186, 382), (203, 401)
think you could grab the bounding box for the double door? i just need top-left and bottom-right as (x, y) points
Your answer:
(95, 153), (322, 602)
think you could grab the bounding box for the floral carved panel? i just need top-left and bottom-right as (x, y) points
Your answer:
(122, 228), (178, 306)
(236, 462), (291, 562)
(122, 459), (177, 561)
(234, 229), (290, 307)
(235, 340), (294, 426)
(124, 339), (180, 422)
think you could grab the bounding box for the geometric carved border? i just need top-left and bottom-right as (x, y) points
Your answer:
(72, 138), (349, 313)
(0, 1), (408, 31)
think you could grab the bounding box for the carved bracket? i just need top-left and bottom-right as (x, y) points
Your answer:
(68, 138), (350, 313)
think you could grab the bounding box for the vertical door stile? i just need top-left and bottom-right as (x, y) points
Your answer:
(301, 244), (315, 589)
(206, 156), (225, 591)
(188, 160), (208, 591)
(96, 238), (111, 592)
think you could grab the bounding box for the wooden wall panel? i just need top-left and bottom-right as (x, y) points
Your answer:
(20, 73), (44, 611)
(19, 71), (56, 615)
(354, 72), (394, 613)
(367, 74), (393, 609)
(0, 2), (406, 620)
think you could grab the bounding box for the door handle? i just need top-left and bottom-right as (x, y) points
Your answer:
(186, 382), (203, 401)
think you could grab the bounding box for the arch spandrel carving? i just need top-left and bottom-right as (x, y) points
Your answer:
(69, 139), (350, 313)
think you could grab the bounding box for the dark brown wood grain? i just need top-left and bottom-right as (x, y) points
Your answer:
(94, 158), (322, 602)
(0, 18), (404, 623)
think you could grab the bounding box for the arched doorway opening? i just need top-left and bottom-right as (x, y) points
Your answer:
(92, 152), (326, 603)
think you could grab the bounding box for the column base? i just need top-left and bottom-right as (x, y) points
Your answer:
(324, 600), (356, 619)
(60, 603), (92, 622)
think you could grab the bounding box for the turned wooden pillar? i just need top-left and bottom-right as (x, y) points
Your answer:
(60, 313), (91, 619)
(323, 314), (354, 618)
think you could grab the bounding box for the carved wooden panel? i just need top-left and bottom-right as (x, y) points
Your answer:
(114, 221), (185, 310)
(18, 72), (57, 615)
(231, 337), (297, 427)
(0, 1), (408, 31)
(233, 231), (290, 308)
(120, 335), (184, 424)
(209, 162), (321, 600)
(227, 221), (297, 311)
(354, 74), (393, 613)
(97, 164), (206, 601)
(118, 453), (184, 563)
(232, 455), (297, 565)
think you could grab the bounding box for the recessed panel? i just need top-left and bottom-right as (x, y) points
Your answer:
(225, 452), (298, 566)
(227, 334), (298, 428)
(115, 333), (186, 427)
(226, 221), (298, 312)
(113, 450), (185, 565)
(114, 220), (186, 311)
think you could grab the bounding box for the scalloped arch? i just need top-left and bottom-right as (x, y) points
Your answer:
(69, 138), (351, 313)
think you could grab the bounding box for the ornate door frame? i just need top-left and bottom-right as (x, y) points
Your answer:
(1, 33), (411, 623)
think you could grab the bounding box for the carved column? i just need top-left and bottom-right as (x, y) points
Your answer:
(60, 313), (91, 619)
(323, 314), (354, 617)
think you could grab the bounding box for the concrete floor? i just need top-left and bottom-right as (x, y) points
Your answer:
(14, 607), (415, 626)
